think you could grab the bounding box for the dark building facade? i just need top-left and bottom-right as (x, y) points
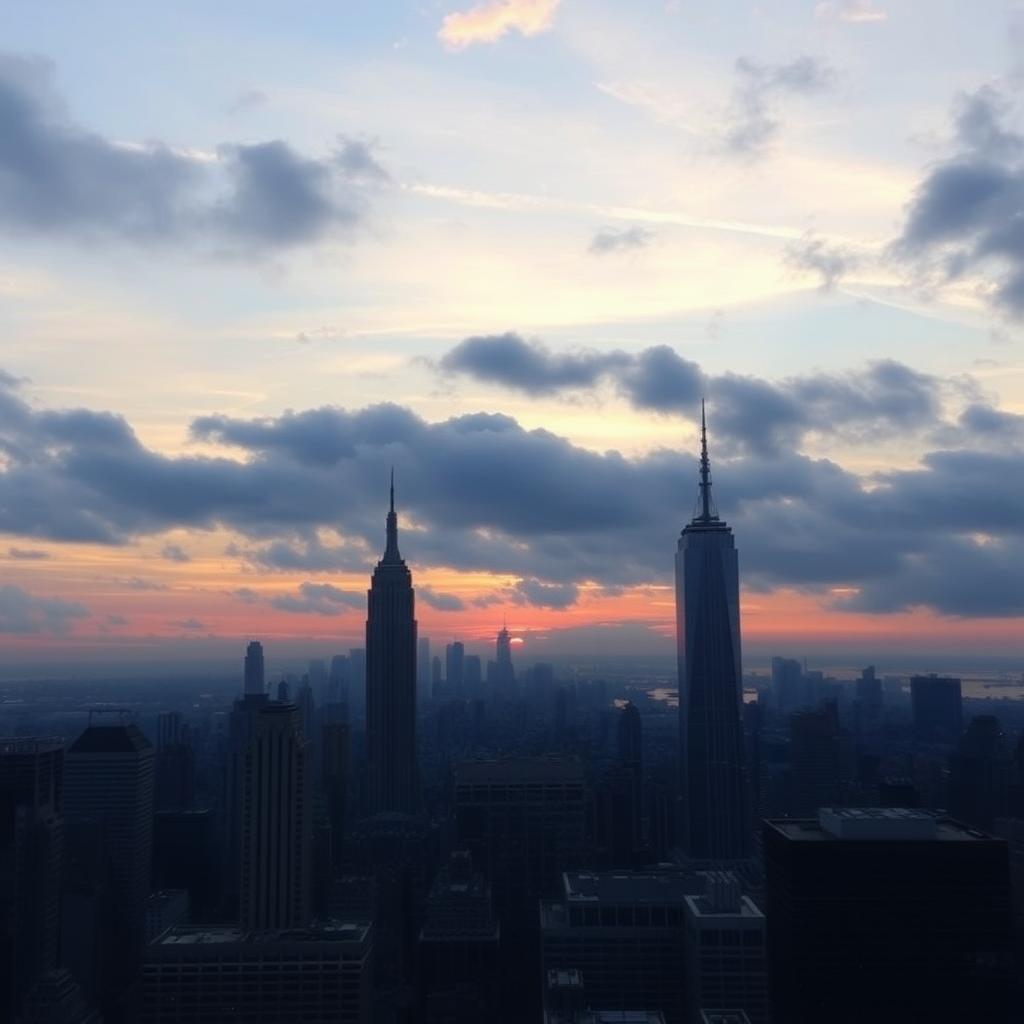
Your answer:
(764, 809), (1017, 1024)
(910, 674), (962, 742)
(364, 478), (419, 816)
(675, 407), (750, 860)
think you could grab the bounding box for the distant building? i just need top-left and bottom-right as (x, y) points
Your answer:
(764, 808), (1016, 1023)
(910, 674), (962, 742)
(0, 738), (64, 1022)
(364, 477), (419, 816)
(64, 716), (155, 1010)
(788, 703), (841, 817)
(243, 640), (265, 697)
(675, 406), (750, 860)
(141, 923), (373, 1024)
(238, 702), (312, 930)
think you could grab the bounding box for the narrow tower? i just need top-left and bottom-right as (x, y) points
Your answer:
(675, 404), (750, 860)
(364, 473), (420, 815)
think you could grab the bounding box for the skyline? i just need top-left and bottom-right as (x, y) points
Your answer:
(2, 1), (1024, 665)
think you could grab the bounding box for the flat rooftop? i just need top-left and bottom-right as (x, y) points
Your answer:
(562, 871), (704, 904)
(154, 922), (371, 947)
(766, 810), (999, 843)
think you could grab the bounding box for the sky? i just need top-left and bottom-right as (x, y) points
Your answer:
(1, 0), (1024, 670)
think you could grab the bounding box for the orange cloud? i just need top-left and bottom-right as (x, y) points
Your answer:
(439, 0), (563, 50)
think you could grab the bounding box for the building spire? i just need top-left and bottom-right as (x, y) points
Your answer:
(694, 399), (719, 524)
(383, 468), (402, 562)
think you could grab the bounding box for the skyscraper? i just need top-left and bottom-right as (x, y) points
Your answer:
(239, 702), (312, 930)
(0, 739), (64, 1021)
(64, 715), (155, 1008)
(364, 475), (419, 816)
(675, 405), (750, 860)
(244, 640), (265, 697)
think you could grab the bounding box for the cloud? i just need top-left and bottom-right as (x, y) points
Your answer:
(784, 233), (861, 291)
(8, 546), (49, 560)
(270, 582), (365, 616)
(161, 543), (191, 563)
(815, 1), (887, 22)
(172, 618), (206, 630)
(1, 367), (1023, 620)
(895, 85), (1024, 317)
(0, 53), (388, 255)
(105, 613), (129, 626)
(509, 577), (579, 609)
(723, 55), (838, 155)
(0, 585), (89, 634)
(231, 587), (261, 604)
(439, 0), (562, 50)
(127, 577), (168, 591)
(418, 586), (467, 612)
(588, 226), (655, 256)
(227, 89), (268, 116)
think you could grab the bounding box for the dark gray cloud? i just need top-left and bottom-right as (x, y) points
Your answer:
(724, 55), (838, 155)
(510, 577), (580, 609)
(0, 53), (387, 255)
(172, 618), (206, 631)
(161, 543), (191, 563)
(438, 333), (630, 395)
(785, 233), (860, 290)
(8, 546), (49, 560)
(106, 613), (129, 626)
(1, 367), (1023, 619)
(588, 226), (655, 255)
(418, 586), (466, 612)
(0, 584), (89, 634)
(271, 582), (365, 616)
(896, 85), (1024, 317)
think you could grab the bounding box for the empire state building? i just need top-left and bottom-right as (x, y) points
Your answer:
(364, 476), (420, 815)
(675, 406), (750, 860)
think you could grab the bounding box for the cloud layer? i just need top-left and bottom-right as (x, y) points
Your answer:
(1, 359), (1023, 620)
(0, 53), (387, 255)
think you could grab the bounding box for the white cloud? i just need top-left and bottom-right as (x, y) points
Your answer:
(439, 0), (562, 50)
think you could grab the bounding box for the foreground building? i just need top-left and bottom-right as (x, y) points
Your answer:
(141, 923), (373, 1024)
(764, 808), (1016, 1023)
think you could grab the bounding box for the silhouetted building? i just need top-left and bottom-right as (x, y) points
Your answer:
(64, 716), (154, 1014)
(238, 702), (312, 930)
(764, 808), (1016, 1023)
(16, 969), (102, 1024)
(141, 923), (373, 1024)
(0, 739), (64, 1023)
(788, 702), (841, 817)
(683, 873), (767, 1024)
(540, 871), (704, 1024)
(949, 713), (1006, 831)
(154, 713), (194, 812)
(675, 406), (750, 860)
(243, 640), (265, 697)
(417, 850), (500, 1023)
(492, 625), (516, 698)
(770, 657), (802, 710)
(364, 477), (419, 816)
(910, 674), (962, 743)
(446, 642), (465, 702)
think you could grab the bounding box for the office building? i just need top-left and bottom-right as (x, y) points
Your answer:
(910, 674), (962, 742)
(0, 738), (64, 1022)
(364, 477), (419, 816)
(788, 703), (841, 817)
(764, 808), (1016, 1023)
(243, 640), (265, 697)
(675, 406), (750, 860)
(540, 871), (705, 1024)
(683, 872), (767, 1024)
(141, 923), (373, 1024)
(64, 716), (155, 1008)
(238, 702), (312, 930)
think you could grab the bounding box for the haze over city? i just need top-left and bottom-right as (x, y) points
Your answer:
(2, 0), (1023, 672)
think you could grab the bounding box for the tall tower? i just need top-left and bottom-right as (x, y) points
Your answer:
(239, 702), (312, 930)
(364, 474), (419, 816)
(64, 714), (155, 1004)
(675, 404), (750, 860)
(0, 739), (64, 1022)
(243, 640), (265, 697)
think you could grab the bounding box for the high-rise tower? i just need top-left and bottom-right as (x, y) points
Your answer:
(364, 474), (419, 815)
(675, 404), (750, 860)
